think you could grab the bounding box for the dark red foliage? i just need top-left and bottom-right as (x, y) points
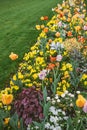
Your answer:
(14, 87), (43, 126)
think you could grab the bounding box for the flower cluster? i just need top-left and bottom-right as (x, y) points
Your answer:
(0, 0), (87, 129)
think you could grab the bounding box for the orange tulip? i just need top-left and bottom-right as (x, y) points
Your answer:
(47, 63), (55, 70)
(48, 39), (52, 43)
(2, 94), (13, 105)
(76, 95), (86, 108)
(78, 36), (85, 43)
(43, 27), (49, 33)
(50, 56), (56, 62)
(9, 52), (18, 60)
(44, 16), (48, 20)
(67, 31), (72, 37)
(55, 32), (60, 37)
(40, 16), (48, 20)
(59, 11), (64, 17)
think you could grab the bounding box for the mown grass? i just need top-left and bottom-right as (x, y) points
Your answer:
(0, 0), (62, 89)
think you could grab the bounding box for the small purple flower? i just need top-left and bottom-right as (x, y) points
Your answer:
(56, 54), (62, 62)
(38, 70), (47, 80)
(83, 101), (87, 113)
(83, 25), (87, 31)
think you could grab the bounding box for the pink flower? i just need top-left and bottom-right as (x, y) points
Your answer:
(83, 101), (87, 113)
(56, 55), (62, 62)
(58, 21), (62, 27)
(83, 25), (87, 31)
(38, 70), (47, 80)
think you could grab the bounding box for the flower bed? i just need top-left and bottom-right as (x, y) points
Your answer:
(0, 0), (87, 129)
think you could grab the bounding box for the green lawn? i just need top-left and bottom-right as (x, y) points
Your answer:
(0, 0), (61, 89)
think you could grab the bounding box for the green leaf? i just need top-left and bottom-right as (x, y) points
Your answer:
(9, 113), (19, 130)
(43, 102), (51, 117)
(33, 121), (41, 128)
(66, 117), (74, 130)
(19, 118), (25, 130)
(0, 118), (4, 130)
(43, 87), (47, 103)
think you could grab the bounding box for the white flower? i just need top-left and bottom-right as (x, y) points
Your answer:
(50, 116), (57, 123)
(70, 94), (74, 98)
(45, 122), (50, 129)
(68, 93), (74, 97)
(55, 94), (59, 99)
(49, 106), (58, 115)
(52, 100), (56, 104)
(57, 109), (62, 112)
(64, 90), (68, 94)
(57, 99), (60, 103)
(49, 106), (55, 112)
(27, 128), (30, 130)
(50, 125), (55, 130)
(58, 117), (62, 120)
(47, 96), (50, 101)
(61, 93), (65, 98)
(53, 110), (58, 115)
(35, 126), (39, 129)
(63, 116), (68, 120)
(76, 91), (80, 94)
(78, 120), (80, 123)
(27, 125), (30, 130)
(52, 8), (55, 11)
(70, 103), (73, 107)
(55, 126), (62, 130)
(62, 111), (66, 115)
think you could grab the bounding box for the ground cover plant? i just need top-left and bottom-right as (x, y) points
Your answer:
(0, 0), (59, 88)
(0, 0), (87, 129)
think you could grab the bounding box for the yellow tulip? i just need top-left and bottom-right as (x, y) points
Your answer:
(35, 25), (40, 30)
(76, 95), (86, 108)
(2, 94), (13, 105)
(4, 118), (10, 125)
(75, 26), (81, 32)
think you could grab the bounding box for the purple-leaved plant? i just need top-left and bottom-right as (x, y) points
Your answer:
(14, 87), (43, 126)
